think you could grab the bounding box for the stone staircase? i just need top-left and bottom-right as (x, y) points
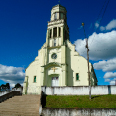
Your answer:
(0, 94), (41, 116)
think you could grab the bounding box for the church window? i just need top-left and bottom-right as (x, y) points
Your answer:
(51, 53), (57, 59)
(34, 76), (36, 82)
(64, 30), (67, 41)
(50, 29), (52, 38)
(59, 13), (61, 19)
(63, 14), (65, 19)
(76, 73), (79, 80)
(54, 13), (57, 20)
(59, 27), (61, 36)
(53, 27), (57, 37)
(61, 13), (63, 19)
(54, 39), (56, 46)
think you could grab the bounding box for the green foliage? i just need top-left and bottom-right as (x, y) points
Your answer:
(14, 83), (21, 89)
(0, 83), (10, 91)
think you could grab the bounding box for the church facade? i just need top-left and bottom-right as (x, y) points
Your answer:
(23, 4), (98, 94)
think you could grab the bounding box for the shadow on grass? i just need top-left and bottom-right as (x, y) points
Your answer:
(91, 95), (104, 99)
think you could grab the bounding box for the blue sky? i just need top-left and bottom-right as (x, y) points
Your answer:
(0, 0), (116, 89)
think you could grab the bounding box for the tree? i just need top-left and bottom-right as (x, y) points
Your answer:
(0, 85), (1, 91)
(5, 83), (10, 91)
(0, 84), (6, 91)
(14, 83), (21, 89)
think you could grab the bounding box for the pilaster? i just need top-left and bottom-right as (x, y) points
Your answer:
(62, 65), (67, 86)
(61, 45), (66, 64)
(40, 67), (45, 86)
(46, 29), (49, 47)
(61, 26), (64, 45)
(57, 27), (59, 37)
(52, 28), (53, 38)
(23, 76), (28, 94)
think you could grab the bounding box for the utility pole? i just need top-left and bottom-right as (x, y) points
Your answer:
(82, 23), (91, 100)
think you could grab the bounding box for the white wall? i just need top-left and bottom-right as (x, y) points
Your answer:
(41, 86), (116, 95)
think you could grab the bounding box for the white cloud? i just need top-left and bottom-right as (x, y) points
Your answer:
(103, 72), (116, 79)
(104, 72), (116, 85)
(100, 26), (105, 31)
(74, 30), (116, 85)
(105, 78), (110, 82)
(95, 22), (99, 28)
(106, 19), (116, 30)
(93, 58), (116, 72)
(100, 19), (116, 31)
(74, 30), (116, 61)
(110, 79), (116, 85)
(0, 64), (25, 89)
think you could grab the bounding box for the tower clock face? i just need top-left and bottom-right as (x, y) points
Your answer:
(51, 53), (57, 59)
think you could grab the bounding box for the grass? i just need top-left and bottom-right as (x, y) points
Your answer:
(45, 94), (116, 108)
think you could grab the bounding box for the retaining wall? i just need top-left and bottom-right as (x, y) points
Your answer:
(42, 108), (116, 116)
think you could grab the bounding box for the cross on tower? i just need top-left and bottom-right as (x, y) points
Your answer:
(51, 67), (57, 72)
(58, 0), (60, 4)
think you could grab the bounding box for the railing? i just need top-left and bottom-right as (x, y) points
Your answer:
(0, 90), (11, 96)
(0, 91), (21, 103)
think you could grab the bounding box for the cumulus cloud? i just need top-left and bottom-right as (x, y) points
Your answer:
(0, 64), (25, 89)
(110, 79), (116, 85)
(93, 58), (116, 72)
(103, 72), (116, 79)
(74, 30), (116, 85)
(100, 26), (105, 31)
(100, 19), (116, 31)
(74, 30), (116, 61)
(104, 78), (110, 82)
(95, 22), (99, 28)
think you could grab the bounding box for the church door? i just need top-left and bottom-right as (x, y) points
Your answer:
(52, 77), (59, 86)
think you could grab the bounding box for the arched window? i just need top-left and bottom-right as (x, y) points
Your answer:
(54, 13), (57, 20)
(34, 76), (36, 82)
(53, 27), (57, 37)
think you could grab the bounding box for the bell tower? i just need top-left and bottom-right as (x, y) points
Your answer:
(46, 4), (69, 47)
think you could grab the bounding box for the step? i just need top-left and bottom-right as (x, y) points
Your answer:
(6, 99), (40, 101)
(0, 104), (40, 108)
(0, 108), (40, 111)
(0, 111), (40, 116)
(0, 103), (40, 105)
(0, 95), (41, 116)
(0, 109), (39, 113)
(3, 101), (40, 103)
(0, 106), (39, 109)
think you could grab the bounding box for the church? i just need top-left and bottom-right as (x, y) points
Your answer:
(23, 4), (98, 94)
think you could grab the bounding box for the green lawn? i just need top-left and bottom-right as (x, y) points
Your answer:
(45, 94), (116, 108)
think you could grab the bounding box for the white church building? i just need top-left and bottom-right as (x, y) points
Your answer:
(23, 4), (98, 94)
